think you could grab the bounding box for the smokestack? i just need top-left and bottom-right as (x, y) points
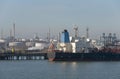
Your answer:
(1, 29), (3, 39)
(86, 27), (89, 38)
(10, 29), (12, 37)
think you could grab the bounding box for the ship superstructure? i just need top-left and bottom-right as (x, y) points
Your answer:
(56, 29), (94, 53)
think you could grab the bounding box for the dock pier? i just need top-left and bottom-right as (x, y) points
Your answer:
(0, 52), (48, 60)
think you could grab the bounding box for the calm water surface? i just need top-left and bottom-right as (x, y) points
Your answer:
(0, 60), (120, 79)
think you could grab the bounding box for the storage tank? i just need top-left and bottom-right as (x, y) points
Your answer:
(0, 39), (5, 43)
(0, 39), (6, 49)
(35, 43), (47, 48)
(26, 42), (35, 47)
(27, 42), (48, 51)
(9, 42), (25, 47)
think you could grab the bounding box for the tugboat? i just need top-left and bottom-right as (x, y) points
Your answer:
(47, 28), (120, 61)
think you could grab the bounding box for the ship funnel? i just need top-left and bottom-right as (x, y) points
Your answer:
(61, 29), (70, 43)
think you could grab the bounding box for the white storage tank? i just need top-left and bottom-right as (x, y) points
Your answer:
(9, 42), (25, 47)
(27, 42), (48, 51)
(35, 42), (48, 49)
(0, 39), (5, 43)
(0, 39), (6, 48)
(26, 42), (35, 47)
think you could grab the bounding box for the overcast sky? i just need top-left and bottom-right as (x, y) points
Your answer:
(0, 0), (120, 39)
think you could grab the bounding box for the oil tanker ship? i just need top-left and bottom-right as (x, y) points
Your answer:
(47, 28), (120, 61)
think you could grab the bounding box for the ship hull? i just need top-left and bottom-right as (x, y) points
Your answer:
(48, 52), (120, 61)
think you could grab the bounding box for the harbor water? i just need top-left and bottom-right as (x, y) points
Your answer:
(0, 60), (120, 79)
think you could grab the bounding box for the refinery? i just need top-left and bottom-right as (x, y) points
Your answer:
(0, 23), (54, 54)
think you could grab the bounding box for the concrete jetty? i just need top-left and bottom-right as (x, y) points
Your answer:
(0, 52), (47, 60)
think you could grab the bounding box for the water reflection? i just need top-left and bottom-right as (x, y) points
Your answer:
(61, 61), (77, 70)
(1, 61), (120, 79)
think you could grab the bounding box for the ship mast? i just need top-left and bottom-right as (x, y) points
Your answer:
(73, 25), (78, 38)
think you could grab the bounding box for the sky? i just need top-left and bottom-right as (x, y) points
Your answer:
(0, 0), (120, 39)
